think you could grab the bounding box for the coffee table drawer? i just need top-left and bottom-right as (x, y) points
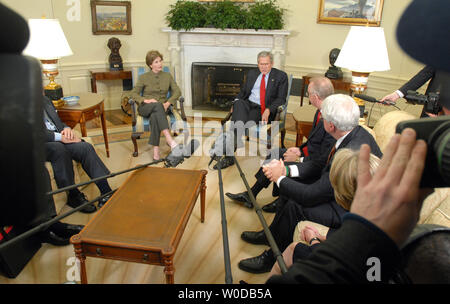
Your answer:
(82, 244), (163, 265)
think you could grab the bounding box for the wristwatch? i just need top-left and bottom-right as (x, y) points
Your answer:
(309, 237), (321, 245)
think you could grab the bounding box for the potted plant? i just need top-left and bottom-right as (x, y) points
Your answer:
(166, 0), (285, 31)
(166, 1), (208, 31)
(246, 0), (285, 30)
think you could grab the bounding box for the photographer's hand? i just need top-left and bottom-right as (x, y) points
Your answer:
(350, 129), (430, 247)
(380, 92), (400, 104)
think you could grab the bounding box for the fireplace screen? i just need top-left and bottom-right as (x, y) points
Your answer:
(191, 62), (257, 111)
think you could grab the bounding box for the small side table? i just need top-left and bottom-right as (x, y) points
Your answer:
(293, 104), (317, 146)
(90, 69), (132, 93)
(57, 92), (110, 157)
(300, 73), (353, 106)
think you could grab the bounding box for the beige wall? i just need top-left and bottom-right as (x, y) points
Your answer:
(2, 0), (425, 110)
(279, 0), (423, 78)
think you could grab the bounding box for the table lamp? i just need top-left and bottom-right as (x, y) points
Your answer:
(334, 26), (390, 117)
(23, 18), (73, 107)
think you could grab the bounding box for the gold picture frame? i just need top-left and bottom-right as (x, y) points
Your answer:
(317, 0), (384, 27)
(91, 1), (132, 35)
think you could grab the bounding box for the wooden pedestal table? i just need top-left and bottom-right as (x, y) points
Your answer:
(71, 167), (207, 284)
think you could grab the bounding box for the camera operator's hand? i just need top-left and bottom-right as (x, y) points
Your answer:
(424, 112), (438, 118)
(350, 128), (431, 247)
(380, 92), (400, 104)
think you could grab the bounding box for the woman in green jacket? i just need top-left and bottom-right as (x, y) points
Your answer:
(130, 50), (181, 160)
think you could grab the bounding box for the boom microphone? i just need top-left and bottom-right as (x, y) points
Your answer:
(354, 94), (378, 103)
(164, 139), (200, 168)
(208, 130), (235, 167)
(355, 93), (399, 108)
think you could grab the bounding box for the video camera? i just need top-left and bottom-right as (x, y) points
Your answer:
(405, 90), (441, 115)
(396, 115), (450, 188)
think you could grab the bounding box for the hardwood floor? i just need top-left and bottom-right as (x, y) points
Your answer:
(0, 109), (299, 284)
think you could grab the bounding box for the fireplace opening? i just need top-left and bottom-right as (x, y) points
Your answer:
(191, 62), (257, 111)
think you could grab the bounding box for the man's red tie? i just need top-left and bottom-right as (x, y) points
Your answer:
(301, 112), (322, 157)
(327, 146), (337, 165)
(315, 112), (321, 126)
(260, 74), (266, 116)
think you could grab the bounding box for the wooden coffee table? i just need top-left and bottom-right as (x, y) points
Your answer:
(71, 167), (207, 284)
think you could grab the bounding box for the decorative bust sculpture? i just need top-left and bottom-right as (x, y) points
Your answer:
(325, 48), (343, 79)
(107, 37), (123, 71)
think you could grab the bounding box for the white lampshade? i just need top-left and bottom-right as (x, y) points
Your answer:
(335, 26), (390, 73)
(23, 19), (73, 60)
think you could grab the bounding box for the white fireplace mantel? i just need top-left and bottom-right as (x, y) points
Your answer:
(162, 27), (290, 107)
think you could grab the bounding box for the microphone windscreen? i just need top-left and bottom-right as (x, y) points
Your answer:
(210, 131), (235, 157)
(0, 3), (30, 54)
(354, 94), (378, 103)
(165, 139), (200, 168)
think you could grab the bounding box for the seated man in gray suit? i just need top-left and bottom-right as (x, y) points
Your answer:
(43, 96), (113, 213)
(238, 94), (382, 274)
(212, 51), (289, 169)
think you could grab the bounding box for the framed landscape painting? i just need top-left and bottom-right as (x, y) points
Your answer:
(317, 0), (384, 26)
(91, 1), (132, 35)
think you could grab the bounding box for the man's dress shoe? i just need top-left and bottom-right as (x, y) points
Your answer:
(262, 197), (281, 213)
(241, 230), (269, 245)
(67, 192), (97, 213)
(98, 190), (116, 209)
(213, 156), (235, 170)
(40, 223), (84, 246)
(238, 250), (275, 274)
(225, 191), (253, 208)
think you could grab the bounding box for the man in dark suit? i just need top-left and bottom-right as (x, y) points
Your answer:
(213, 51), (289, 169)
(43, 96), (113, 213)
(225, 77), (336, 212)
(238, 94), (382, 274)
(380, 65), (448, 117)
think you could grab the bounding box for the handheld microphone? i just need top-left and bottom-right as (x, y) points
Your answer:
(208, 131), (235, 167)
(354, 94), (378, 103)
(164, 139), (200, 168)
(355, 93), (397, 106)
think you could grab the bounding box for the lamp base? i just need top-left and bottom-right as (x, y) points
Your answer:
(44, 85), (64, 108)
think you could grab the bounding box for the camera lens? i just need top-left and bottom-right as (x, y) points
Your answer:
(431, 122), (450, 185)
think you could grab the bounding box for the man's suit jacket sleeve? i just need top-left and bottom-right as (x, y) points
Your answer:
(279, 171), (334, 207)
(291, 143), (331, 182)
(398, 65), (435, 96)
(45, 129), (56, 142)
(268, 70), (288, 114)
(235, 69), (256, 101)
(43, 96), (68, 142)
(266, 214), (401, 284)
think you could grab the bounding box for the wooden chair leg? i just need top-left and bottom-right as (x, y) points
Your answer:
(131, 133), (140, 157)
(281, 130), (286, 149)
